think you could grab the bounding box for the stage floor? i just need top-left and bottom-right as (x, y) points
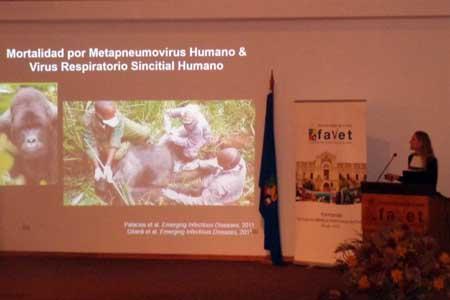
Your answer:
(2, 256), (447, 300)
(0, 256), (344, 300)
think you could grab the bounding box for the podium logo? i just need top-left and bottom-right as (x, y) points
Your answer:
(308, 128), (353, 142)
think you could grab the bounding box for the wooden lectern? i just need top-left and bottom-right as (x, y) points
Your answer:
(361, 182), (449, 250)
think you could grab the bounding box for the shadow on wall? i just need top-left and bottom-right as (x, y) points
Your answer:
(367, 136), (391, 181)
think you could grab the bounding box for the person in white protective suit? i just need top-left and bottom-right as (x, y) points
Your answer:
(160, 104), (212, 171)
(162, 147), (247, 205)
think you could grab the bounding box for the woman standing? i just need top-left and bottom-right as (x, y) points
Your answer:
(385, 130), (438, 190)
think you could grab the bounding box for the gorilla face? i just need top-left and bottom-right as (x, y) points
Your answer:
(0, 87), (58, 184)
(12, 126), (49, 158)
(11, 106), (52, 159)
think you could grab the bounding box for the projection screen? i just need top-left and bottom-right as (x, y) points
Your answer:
(0, 18), (268, 257)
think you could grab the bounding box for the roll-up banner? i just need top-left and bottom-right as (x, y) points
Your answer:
(294, 100), (367, 265)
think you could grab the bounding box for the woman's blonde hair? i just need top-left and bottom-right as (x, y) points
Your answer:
(414, 130), (434, 157)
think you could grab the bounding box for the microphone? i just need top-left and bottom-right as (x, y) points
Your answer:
(376, 153), (397, 182)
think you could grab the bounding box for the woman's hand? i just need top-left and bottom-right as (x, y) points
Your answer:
(384, 173), (400, 182)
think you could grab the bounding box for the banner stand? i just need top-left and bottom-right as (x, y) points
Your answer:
(293, 100), (367, 265)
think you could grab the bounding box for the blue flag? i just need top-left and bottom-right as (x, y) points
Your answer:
(258, 73), (283, 265)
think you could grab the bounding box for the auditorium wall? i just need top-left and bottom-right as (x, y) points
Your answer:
(0, 1), (449, 257)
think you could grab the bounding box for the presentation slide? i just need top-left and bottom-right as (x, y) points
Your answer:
(0, 23), (266, 256)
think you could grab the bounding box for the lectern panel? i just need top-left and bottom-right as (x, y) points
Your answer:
(362, 193), (430, 235)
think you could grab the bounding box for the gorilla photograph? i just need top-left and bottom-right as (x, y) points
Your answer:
(0, 83), (58, 186)
(63, 99), (255, 206)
